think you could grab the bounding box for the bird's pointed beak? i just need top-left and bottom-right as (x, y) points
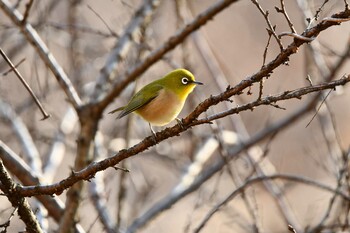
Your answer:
(192, 81), (204, 85)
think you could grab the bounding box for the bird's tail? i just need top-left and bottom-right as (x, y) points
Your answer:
(108, 107), (124, 115)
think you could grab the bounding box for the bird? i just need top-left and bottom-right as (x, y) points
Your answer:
(108, 68), (203, 135)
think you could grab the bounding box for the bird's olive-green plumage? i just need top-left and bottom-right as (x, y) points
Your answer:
(108, 69), (203, 126)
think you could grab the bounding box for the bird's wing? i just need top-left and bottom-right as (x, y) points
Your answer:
(116, 84), (163, 119)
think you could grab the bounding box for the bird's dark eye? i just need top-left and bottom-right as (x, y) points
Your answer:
(182, 77), (189, 85)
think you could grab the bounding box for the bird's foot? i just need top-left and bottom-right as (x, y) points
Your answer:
(149, 123), (157, 143)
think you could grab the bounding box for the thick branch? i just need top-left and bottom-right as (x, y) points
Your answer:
(0, 159), (43, 233)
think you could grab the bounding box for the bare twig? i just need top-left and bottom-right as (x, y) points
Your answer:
(305, 89), (333, 127)
(275, 0), (296, 33)
(48, 22), (116, 38)
(22, 0), (33, 24)
(89, 132), (115, 233)
(0, 0), (82, 109)
(0, 48), (50, 120)
(15, 74), (350, 198)
(194, 77), (349, 126)
(262, 28), (273, 67)
(251, 0), (283, 50)
(86, 4), (118, 38)
(98, 0), (241, 109)
(1, 57), (25, 75)
(315, 0), (330, 20)
(312, 158), (348, 232)
(0, 207), (17, 232)
(193, 174), (350, 233)
(0, 141), (85, 233)
(278, 32), (315, 42)
(93, 0), (160, 99)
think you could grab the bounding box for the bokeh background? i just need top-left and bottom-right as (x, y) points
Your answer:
(0, 0), (349, 232)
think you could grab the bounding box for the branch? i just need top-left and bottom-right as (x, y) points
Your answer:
(251, 0), (284, 50)
(98, 0), (240, 110)
(0, 159), (43, 233)
(193, 174), (350, 233)
(0, 141), (85, 233)
(93, 0), (160, 99)
(0, 48), (50, 120)
(193, 76), (350, 125)
(0, 0), (82, 109)
(124, 85), (334, 233)
(0, 99), (42, 175)
(13, 5), (350, 198)
(16, 74), (350, 198)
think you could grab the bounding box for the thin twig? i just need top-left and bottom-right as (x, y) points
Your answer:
(0, 141), (85, 232)
(1, 57), (25, 75)
(193, 174), (350, 233)
(251, 0), (283, 50)
(315, 0), (330, 20)
(305, 89), (332, 127)
(278, 32), (315, 42)
(194, 77), (349, 126)
(22, 0), (33, 23)
(98, 0), (241, 109)
(0, 0), (82, 108)
(262, 28), (273, 67)
(0, 207), (17, 231)
(275, 0), (296, 33)
(48, 22), (116, 38)
(86, 4), (118, 38)
(93, 0), (160, 99)
(0, 48), (50, 120)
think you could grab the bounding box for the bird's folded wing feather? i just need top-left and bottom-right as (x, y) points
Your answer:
(116, 84), (163, 119)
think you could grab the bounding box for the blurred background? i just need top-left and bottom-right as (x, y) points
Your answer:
(0, 0), (349, 232)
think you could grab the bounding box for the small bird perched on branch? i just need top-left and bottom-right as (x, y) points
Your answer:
(109, 68), (203, 136)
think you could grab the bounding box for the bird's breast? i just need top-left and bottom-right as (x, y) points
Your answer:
(135, 89), (185, 126)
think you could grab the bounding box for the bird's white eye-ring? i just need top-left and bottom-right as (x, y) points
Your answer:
(182, 77), (189, 85)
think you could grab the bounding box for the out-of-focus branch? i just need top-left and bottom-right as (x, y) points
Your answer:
(186, 2), (302, 229)
(193, 174), (350, 233)
(0, 141), (85, 233)
(43, 108), (77, 183)
(93, 0), (160, 99)
(15, 6), (350, 196)
(0, 0), (82, 109)
(0, 99), (42, 176)
(88, 132), (115, 233)
(0, 159), (43, 233)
